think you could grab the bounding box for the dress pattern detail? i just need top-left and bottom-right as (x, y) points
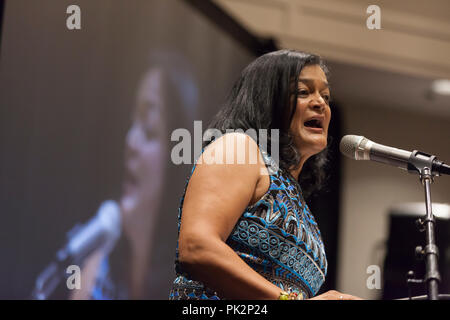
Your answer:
(169, 146), (327, 300)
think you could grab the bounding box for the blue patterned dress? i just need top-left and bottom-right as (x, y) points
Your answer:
(169, 146), (327, 300)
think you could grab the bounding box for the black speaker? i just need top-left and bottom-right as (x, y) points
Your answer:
(382, 203), (450, 300)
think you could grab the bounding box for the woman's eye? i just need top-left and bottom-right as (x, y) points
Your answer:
(298, 89), (309, 96)
(145, 127), (158, 139)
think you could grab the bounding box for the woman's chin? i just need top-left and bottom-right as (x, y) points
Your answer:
(314, 140), (328, 152)
(120, 195), (138, 216)
(299, 138), (327, 156)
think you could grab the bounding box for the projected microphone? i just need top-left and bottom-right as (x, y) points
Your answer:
(339, 135), (450, 176)
(32, 200), (121, 299)
(57, 200), (121, 266)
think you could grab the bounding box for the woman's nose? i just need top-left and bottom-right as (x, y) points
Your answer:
(126, 125), (141, 154)
(311, 93), (326, 111)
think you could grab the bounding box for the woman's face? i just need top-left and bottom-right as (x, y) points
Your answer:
(120, 69), (167, 219)
(289, 64), (331, 158)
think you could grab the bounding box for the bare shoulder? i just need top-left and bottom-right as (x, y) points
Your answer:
(197, 131), (264, 169)
(181, 132), (269, 239)
(185, 132), (269, 210)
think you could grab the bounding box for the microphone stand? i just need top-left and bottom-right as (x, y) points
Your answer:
(31, 245), (76, 300)
(406, 151), (441, 300)
(31, 224), (85, 300)
(31, 261), (65, 300)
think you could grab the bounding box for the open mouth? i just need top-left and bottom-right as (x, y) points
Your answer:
(123, 168), (138, 188)
(303, 118), (324, 131)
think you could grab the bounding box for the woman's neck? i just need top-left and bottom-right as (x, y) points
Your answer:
(288, 154), (309, 180)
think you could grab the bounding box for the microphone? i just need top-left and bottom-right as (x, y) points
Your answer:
(57, 200), (122, 266)
(339, 135), (450, 176)
(32, 200), (121, 299)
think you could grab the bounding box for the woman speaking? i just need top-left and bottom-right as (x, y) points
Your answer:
(169, 50), (361, 300)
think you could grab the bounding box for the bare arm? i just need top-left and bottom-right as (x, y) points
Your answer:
(178, 133), (282, 299)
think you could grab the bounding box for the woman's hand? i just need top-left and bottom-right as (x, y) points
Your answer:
(309, 290), (363, 300)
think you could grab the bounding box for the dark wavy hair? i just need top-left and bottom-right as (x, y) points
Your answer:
(205, 49), (331, 199)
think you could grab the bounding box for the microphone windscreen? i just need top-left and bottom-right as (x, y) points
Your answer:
(339, 135), (364, 160)
(97, 200), (121, 239)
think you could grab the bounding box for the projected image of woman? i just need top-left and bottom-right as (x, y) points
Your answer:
(72, 52), (198, 299)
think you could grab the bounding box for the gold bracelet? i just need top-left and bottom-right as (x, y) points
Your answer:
(278, 291), (290, 300)
(278, 290), (304, 300)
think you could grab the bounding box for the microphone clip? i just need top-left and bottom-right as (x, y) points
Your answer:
(407, 150), (438, 178)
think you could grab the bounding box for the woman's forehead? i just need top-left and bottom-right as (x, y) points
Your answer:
(298, 65), (329, 88)
(298, 78), (329, 89)
(299, 65), (327, 79)
(137, 69), (164, 101)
